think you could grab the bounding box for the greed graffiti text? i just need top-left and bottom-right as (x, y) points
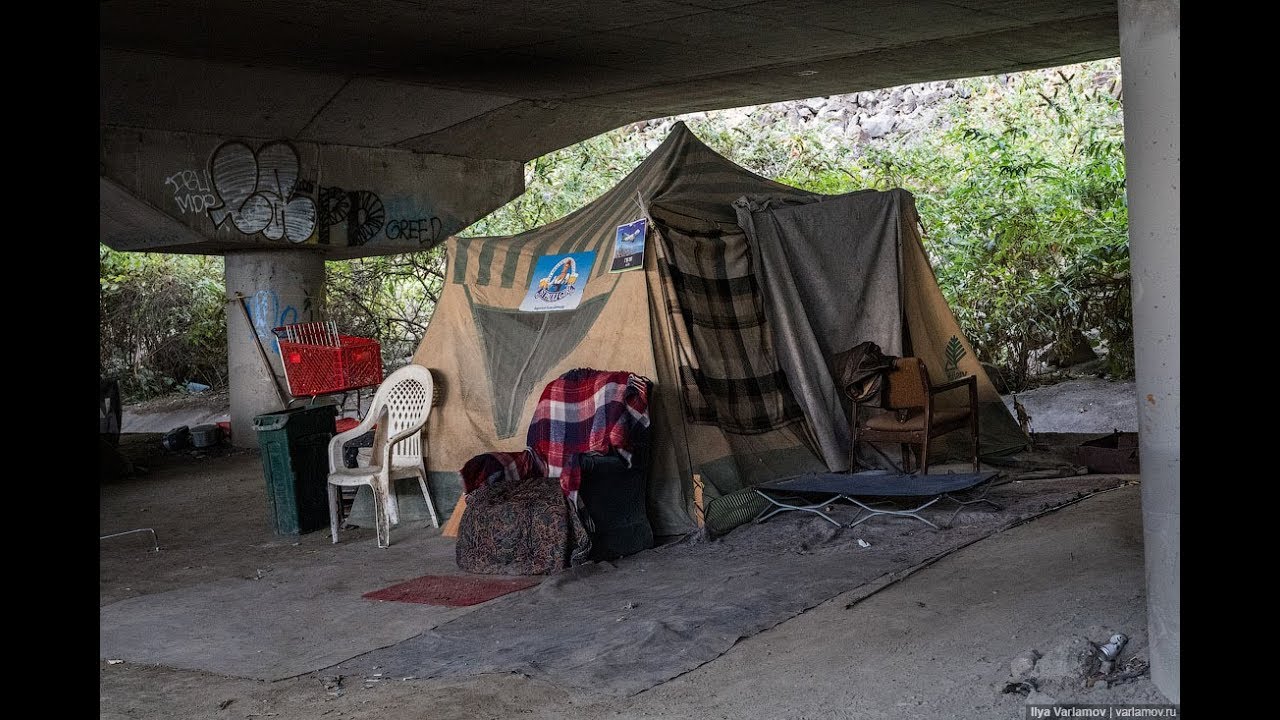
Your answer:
(384, 216), (444, 245)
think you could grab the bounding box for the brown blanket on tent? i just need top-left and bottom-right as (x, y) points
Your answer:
(456, 476), (592, 575)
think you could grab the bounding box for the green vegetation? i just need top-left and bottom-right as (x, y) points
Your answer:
(100, 59), (1130, 401)
(855, 67), (1131, 389)
(99, 248), (228, 399)
(324, 250), (446, 368)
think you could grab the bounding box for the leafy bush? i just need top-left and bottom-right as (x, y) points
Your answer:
(854, 67), (1131, 389)
(99, 246), (227, 400)
(324, 248), (447, 371)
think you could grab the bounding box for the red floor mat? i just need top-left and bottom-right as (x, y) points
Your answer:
(363, 574), (541, 606)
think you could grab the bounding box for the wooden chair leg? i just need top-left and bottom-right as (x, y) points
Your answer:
(900, 443), (913, 473)
(849, 403), (860, 473)
(920, 433), (931, 475)
(971, 416), (981, 473)
(969, 380), (981, 473)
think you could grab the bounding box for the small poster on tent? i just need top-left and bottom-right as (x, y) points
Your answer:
(609, 218), (647, 273)
(519, 251), (597, 312)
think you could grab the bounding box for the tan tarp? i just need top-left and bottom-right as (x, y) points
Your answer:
(412, 122), (1026, 537)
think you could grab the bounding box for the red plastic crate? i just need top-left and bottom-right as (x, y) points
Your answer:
(275, 327), (383, 397)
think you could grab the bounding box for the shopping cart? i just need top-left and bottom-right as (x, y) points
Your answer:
(273, 321), (384, 407)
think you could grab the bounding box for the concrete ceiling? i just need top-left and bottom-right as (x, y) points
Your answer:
(101, 0), (1119, 164)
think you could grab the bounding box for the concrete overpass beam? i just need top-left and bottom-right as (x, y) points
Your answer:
(100, 127), (524, 258)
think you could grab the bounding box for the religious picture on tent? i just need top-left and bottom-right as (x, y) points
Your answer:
(609, 218), (647, 273)
(519, 251), (597, 312)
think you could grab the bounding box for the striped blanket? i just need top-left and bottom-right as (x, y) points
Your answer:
(460, 368), (652, 500)
(653, 222), (802, 434)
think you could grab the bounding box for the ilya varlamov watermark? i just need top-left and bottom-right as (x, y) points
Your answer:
(1027, 705), (1180, 719)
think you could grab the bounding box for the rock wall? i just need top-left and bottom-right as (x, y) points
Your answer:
(632, 61), (1121, 148)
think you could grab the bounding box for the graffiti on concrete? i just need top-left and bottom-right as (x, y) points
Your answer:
(247, 289), (299, 354)
(249, 290), (280, 353)
(316, 187), (348, 246)
(346, 191), (385, 245)
(198, 140), (438, 248)
(385, 216), (445, 245)
(163, 169), (218, 215)
(316, 186), (385, 246)
(208, 141), (317, 243)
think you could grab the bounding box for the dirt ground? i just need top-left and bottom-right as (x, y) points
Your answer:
(100, 434), (1169, 719)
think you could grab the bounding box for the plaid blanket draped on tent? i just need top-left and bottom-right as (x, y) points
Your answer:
(652, 221), (803, 434)
(459, 368), (653, 499)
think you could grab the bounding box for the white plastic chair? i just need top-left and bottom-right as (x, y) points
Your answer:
(326, 364), (439, 548)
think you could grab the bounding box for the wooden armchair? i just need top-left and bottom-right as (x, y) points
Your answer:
(850, 357), (979, 475)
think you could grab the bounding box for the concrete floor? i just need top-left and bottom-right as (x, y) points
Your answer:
(100, 436), (1167, 719)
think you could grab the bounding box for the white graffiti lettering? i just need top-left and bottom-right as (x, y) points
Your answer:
(175, 194), (217, 214)
(164, 168), (212, 194)
(207, 141), (317, 243)
(164, 169), (218, 215)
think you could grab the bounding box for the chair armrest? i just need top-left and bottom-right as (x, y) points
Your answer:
(930, 374), (977, 394)
(387, 424), (426, 451)
(336, 410), (380, 443)
(328, 434), (347, 473)
(928, 375), (979, 417)
(330, 408), (386, 471)
(373, 432), (395, 470)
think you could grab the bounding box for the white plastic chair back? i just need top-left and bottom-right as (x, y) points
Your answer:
(368, 364), (433, 465)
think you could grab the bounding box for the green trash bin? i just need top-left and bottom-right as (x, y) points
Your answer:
(253, 405), (338, 535)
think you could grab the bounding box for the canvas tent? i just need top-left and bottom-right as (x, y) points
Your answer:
(409, 122), (1026, 537)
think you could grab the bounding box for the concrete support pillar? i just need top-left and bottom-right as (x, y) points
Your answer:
(1118, 0), (1179, 703)
(225, 250), (326, 447)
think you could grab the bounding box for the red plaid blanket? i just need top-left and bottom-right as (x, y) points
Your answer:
(459, 448), (546, 494)
(459, 368), (652, 498)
